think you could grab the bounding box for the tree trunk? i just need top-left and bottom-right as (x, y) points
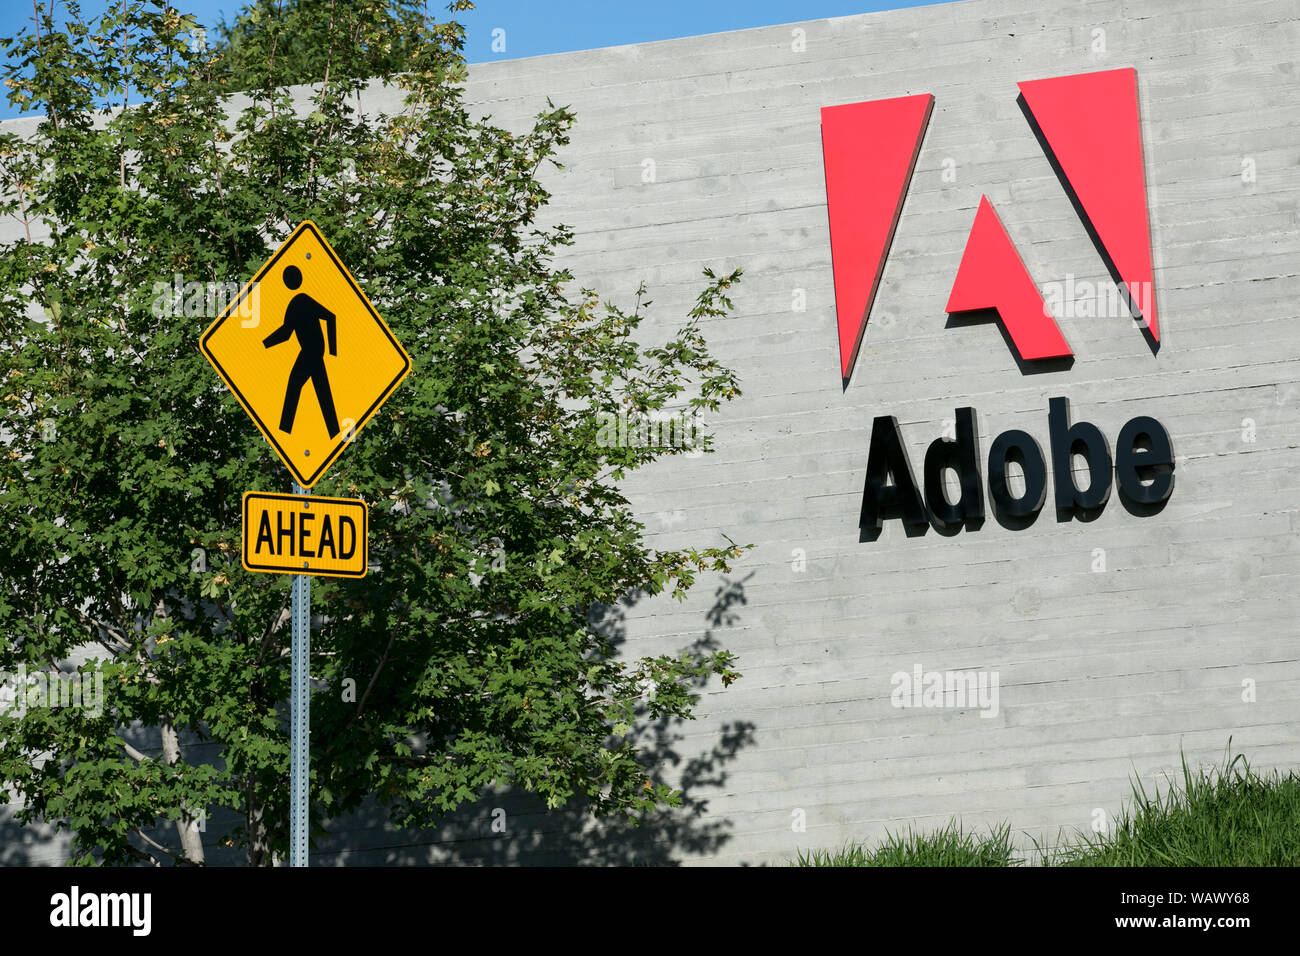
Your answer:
(246, 782), (272, 867)
(160, 720), (206, 865)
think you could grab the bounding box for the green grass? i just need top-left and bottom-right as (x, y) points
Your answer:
(794, 745), (1300, 867)
(795, 820), (1021, 867)
(1042, 749), (1300, 866)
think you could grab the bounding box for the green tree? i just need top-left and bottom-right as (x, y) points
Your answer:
(0, 0), (744, 866)
(214, 0), (431, 91)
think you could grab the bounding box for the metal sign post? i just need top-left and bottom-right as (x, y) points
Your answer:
(199, 221), (410, 869)
(289, 482), (311, 867)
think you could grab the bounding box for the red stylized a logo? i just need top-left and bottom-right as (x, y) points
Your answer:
(945, 197), (1072, 361)
(822, 68), (1157, 380)
(820, 94), (933, 384)
(1018, 68), (1158, 345)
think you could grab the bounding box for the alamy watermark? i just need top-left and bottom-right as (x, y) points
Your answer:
(151, 273), (258, 325)
(0, 664), (104, 719)
(1042, 275), (1153, 324)
(50, 886), (150, 936)
(890, 663), (999, 718)
(596, 410), (703, 453)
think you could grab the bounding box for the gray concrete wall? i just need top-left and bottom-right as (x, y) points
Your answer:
(454, 0), (1300, 865)
(4, 0), (1299, 865)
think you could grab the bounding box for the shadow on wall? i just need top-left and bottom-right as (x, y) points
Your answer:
(311, 574), (758, 866)
(0, 808), (69, 866)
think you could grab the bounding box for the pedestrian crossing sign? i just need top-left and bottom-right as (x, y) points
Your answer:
(200, 221), (411, 488)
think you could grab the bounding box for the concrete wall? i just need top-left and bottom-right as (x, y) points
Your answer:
(4, 0), (1299, 865)
(452, 0), (1300, 865)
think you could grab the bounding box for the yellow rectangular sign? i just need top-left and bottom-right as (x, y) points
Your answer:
(242, 492), (368, 578)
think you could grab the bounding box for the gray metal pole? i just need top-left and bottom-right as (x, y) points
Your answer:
(289, 482), (312, 867)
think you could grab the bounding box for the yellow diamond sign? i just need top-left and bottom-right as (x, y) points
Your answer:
(200, 221), (411, 488)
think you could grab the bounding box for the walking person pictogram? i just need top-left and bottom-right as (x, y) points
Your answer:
(262, 265), (341, 438)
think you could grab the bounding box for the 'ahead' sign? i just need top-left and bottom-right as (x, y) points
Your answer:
(242, 492), (368, 578)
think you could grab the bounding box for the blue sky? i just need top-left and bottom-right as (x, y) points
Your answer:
(0, 1), (942, 119)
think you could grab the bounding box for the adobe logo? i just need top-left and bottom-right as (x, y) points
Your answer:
(821, 68), (1158, 383)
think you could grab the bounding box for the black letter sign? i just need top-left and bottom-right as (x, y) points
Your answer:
(924, 407), (984, 530)
(1048, 396), (1112, 516)
(860, 416), (928, 533)
(1116, 415), (1175, 507)
(988, 429), (1047, 519)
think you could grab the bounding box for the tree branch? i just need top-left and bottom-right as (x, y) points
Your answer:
(354, 629), (397, 720)
(121, 741), (151, 763)
(133, 827), (193, 864)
